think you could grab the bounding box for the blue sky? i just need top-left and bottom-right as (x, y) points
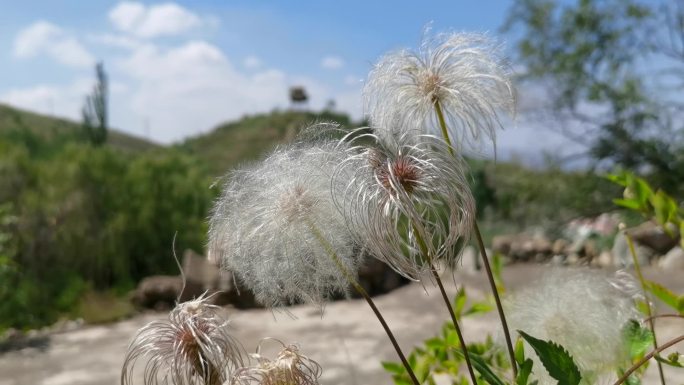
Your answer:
(0, 0), (578, 160)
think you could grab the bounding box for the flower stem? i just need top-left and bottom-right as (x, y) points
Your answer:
(412, 223), (478, 385)
(612, 334), (684, 385)
(625, 231), (666, 385)
(434, 100), (454, 156)
(433, 100), (517, 377)
(306, 221), (421, 385)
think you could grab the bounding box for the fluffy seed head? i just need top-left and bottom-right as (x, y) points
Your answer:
(504, 268), (641, 385)
(335, 129), (475, 279)
(363, 30), (515, 151)
(208, 139), (361, 307)
(232, 340), (322, 385)
(121, 296), (244, 385)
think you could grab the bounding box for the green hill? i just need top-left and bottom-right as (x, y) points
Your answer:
(0, 103), (158, 152)
(181, 109), (354, 176)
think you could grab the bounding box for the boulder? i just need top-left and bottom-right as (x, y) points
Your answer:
(131, 275), (183, 310)
(658, 246), (684, 270)
(356, 258), (410, 297)
(629, 221), (679, 254)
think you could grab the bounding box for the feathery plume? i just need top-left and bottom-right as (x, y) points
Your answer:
(232, 339), (322, 385)
(504, 268), (641, 385)
(335, 129), (475, 279)
(207, 139), (361, 308)
(121, 296), (244, 385)
(363, 30), (514, 151)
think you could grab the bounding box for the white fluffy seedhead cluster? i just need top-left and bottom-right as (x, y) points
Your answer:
(207, 140), (361, 307)
(232, 340), (322, 385)
(121, 296), (245, 385)
(335, 129), (475, 280)
(504, 268), (641, 385)
(363, 31), (514, 151)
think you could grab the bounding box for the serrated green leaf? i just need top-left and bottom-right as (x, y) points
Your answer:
(518, 330), (582, 385)
(622, 320), (654, 359)
(516, 359), (533, 385)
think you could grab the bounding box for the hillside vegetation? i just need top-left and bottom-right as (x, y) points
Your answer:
(0, 104), (158, 153)
(0, 104), (616, 332)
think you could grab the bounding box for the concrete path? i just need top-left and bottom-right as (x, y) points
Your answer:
(0, 265), (682, 385)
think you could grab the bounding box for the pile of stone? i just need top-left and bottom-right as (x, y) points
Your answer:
(491, 218), (683, 270)
(131, 250), (409, 310)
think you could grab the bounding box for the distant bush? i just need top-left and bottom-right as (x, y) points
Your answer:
(0, 136), (213, 331)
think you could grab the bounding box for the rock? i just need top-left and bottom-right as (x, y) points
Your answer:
(658, 246), (684, 270)
(356, 258), (410, 297)
(592, 251), (614, 268)
(552, 239), (569, 255)
(612, 232), (654, 267)
(492, 235), (514, 256)
(131, 275), (183, 310)
(629, 221), (679, 254)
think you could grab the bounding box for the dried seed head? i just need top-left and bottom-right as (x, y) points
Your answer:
(232, 340), (322, 385)
(504, 268), (641, 385)
(121, 296), (244, 385)
(207, 139), (361, 308)
(363, 30), (515, 151)
(335, 129), (475, 279)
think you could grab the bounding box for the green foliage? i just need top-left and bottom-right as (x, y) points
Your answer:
(0, 135), (213, 330)
(472, 160), (619, 234)
(623, 320), (654, 359)
(518, 331), (582, 385)
(384, 287), (508, 385)
(608, 171), (684, 315)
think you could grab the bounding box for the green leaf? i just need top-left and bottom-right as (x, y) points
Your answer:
(452, 350), (507, 385)
(622, 320), (654, 359)
(518, 330), (582, 385)
(464, 302), (494, 316)
(645, 280), (684, 314)
(515, 337), (526, 365)
(613, 198), (642, 211)
(453, 287), (467, 318)
(516, 359), (534, 385)
(381, 361), (405, 375)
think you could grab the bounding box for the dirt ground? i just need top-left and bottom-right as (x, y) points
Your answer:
(0, 264), (682, 385)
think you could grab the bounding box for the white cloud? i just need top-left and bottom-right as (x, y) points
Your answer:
(114, 40), (298, 142)
(1, 79), (91, 120)
(243, 55), (262, 69)
(13, 21), (94, 68)
(321, 56), (344, 70)
(89, 33), (143, 50)
(109, 2), (203, 38)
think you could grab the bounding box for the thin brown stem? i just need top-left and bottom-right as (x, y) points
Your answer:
(474, 221), (517, 378)
(625, 231), (666, 385)
(613, 334), (684, 385)
(306, 221), (421, 385)
(412, 224), (477, 385)
(643, 314), (684, 324)
(432, 99), (517, 378)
